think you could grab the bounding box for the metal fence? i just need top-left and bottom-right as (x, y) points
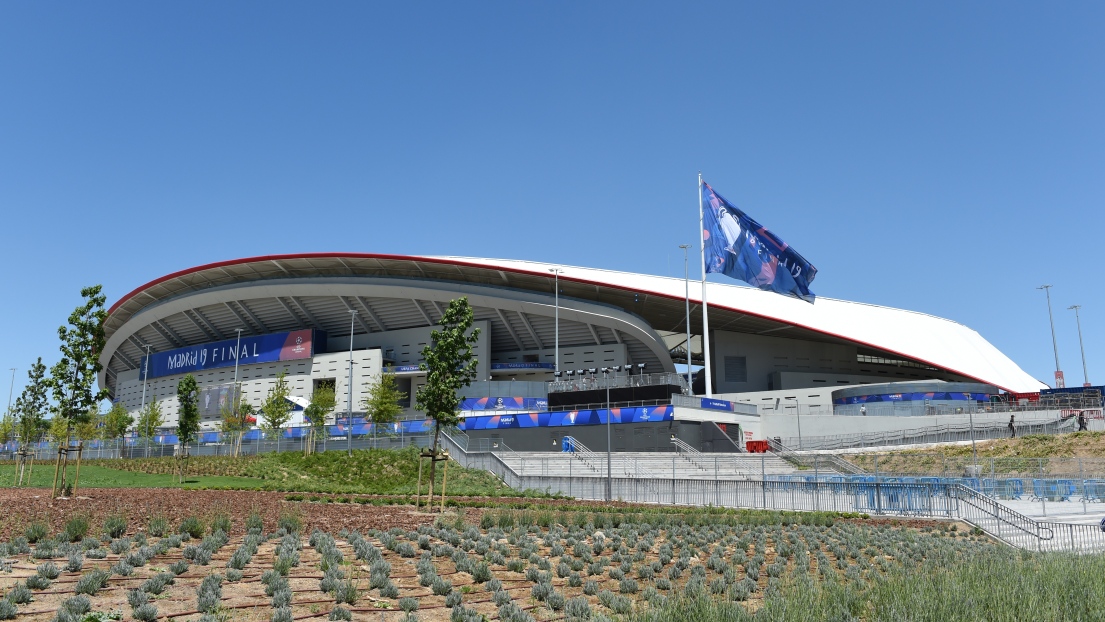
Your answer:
(1, 430), (436, 462)
(548, 372), (690, 394)
(439, 433), (1105, 552)
(778, 416), (1081, 451)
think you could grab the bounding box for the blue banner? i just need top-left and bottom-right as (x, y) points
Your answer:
(833, 392), (992, 405)
(490, 363), (555, 371)
(460, 397), (548, 411)
(460, 406), (673, 431)
(702, 181), (817, 303)
(699, 398), (735, 412)
(141, 329), (319, 380)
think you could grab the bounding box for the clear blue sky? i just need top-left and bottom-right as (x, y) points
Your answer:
(1, 2), (1101, 399)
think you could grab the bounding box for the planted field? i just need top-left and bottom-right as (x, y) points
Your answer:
(0, 491), (1049, 622)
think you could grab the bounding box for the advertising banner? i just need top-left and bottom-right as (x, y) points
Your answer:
(460, 406), (673, 431)
(141, 329), (317, 380)
(833, 392), (991, 405)
(198, 384), (240, 418)
(490, 363), (555, 371)
(460, 397), (549, 411)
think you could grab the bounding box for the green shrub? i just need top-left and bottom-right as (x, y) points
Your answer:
(24, 522), (48, 544)
(211, 514), (232, 535)
(103, 515), (127, 539)
(147, 516), (169, 537)
(64, 515), (90, 543)
(179, 516), (206, 539)
(277, 513), (302, 534)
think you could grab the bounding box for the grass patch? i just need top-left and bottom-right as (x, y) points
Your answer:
(0, 446), (519, 495)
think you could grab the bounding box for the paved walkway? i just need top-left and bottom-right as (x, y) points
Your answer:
(1003, 498), (1105, 526)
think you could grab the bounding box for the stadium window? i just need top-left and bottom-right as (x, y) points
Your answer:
(723, 356), (747, 383)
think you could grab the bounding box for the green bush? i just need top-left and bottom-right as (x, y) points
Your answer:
(179, 516), (206, 539)
(24, 522), (48, 544)
(64, 515), (90, 542)
(102, 515), (127, 539)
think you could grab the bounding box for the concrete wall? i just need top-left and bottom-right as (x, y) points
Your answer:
(464, 420), (699, 453)
(709, 329), (964, 393)
(115, 347), (383, 430)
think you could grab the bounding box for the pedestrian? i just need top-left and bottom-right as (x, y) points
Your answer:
(860, 405), (867, 417)
(1008, 414), (1016, 438)
(1078, 412), (1088, 432)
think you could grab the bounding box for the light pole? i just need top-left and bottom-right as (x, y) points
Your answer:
(140, 344), (152, 458)
(6, 367), (15, 420)
(785, 397), (802, 450)
(231, 328), (244, 454)
(602, 367), (611, 502)
(549, 268), (562, 374)
(1038, 285), (1064, 388)
(347, 310), (357, 457)
(1069, 305), (1091, 387)
(679, 245), (692, 391)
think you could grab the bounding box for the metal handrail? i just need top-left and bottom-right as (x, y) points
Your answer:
(671, 437), (711, 472)
(561, 436), (603, 475)
(548, 372), (690, 394)
(778, 416), (1078, 451)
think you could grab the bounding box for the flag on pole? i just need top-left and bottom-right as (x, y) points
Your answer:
(701, 181), (818, 303)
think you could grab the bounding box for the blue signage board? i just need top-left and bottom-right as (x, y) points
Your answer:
(384, 365), (423, 373)
(460, 406), (673, 431)
(141, 329), (320, 380)
(699, 398), (735, 412)
(490, 362), (555, 371)
(460, 397), (548, 411)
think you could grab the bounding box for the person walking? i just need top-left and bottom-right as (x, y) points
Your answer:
(1008, 414), (1016, 438)
(1078, 412), (1088, 432)
(860, 405), (867, 417)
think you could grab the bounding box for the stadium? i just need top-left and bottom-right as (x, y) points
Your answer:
(99, 252), (1089, 454)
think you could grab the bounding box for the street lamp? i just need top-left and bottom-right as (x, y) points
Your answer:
(347, 310), (357, 457)
(1069, 305), (1091, 387)
(549, 268), (563, 374)
(1038, 285), (1064, 388)
(679, 245), (692, 391)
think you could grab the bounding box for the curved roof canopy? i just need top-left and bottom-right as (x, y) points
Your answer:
(102, 253), (1046, 394)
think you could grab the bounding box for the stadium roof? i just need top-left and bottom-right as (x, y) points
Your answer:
(102, 253), (1047, 394)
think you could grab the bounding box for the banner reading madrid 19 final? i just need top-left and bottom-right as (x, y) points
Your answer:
(140, 329), (318, 380)
(702, 181), (817, 303)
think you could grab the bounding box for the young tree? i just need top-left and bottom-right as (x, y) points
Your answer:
(103, 402), (134, 458)
(176, 374), (200, 483)
(261, 370), (292, 451)
(135, 399), (165, 456)
(304, 383), (336, 455)
(176, 374), (200, 447)
(14, 358), (50, 446)
(74, 405), (103, 444)
(415, 297), (480, 505)
(219, 397), (254, 457)
(0, 408), (15, 444)
(48, 286), (109, 439)
(47, 415), (70, 444)
(363, 373), (406, 447)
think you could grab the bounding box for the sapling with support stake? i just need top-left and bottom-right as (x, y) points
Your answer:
(415, 297), (480, 511)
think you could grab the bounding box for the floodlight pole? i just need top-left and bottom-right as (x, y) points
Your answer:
(549, 268), (562, 374)
(1069, 305), (1090, 387)
(1038, 285), (1063, 387)
(6, 367), (15, 423)
(140, 344), (152, 458)
(347, 310), (357, 457)
(679, 245), (692, 390)
(786, 397), (801, 450)
(232, 329), (244, 455)
(604, 368), (612, 502)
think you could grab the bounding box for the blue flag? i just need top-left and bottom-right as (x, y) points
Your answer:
(701, 181), (817, 303)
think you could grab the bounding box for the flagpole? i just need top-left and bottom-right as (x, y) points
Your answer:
(698, 172), (713, 397)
